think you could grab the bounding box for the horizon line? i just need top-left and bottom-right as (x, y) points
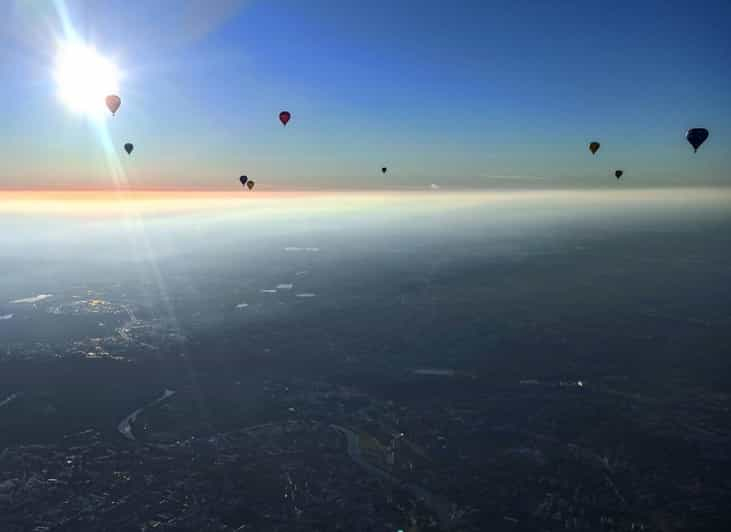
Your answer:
(2, 183), (731, 194)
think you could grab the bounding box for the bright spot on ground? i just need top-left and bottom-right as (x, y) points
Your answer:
(54, 41), (119, 118)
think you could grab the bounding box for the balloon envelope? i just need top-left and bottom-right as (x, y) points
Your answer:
(589, 141), (600, 155)
(279, 111), (291, 126)
(381, 167), (387, 174)
(686, 128), (709, 153)
(615, 170), (623, 179)
(246, 180), (255, 190)
(240, 175), (248, 186)
(124, 143), (133, 155)
(106, 95), (121, 115)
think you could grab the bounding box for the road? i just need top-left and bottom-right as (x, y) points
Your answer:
(116, 304), (139, 342)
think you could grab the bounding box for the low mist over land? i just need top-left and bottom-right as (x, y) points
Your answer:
(1, 187), (730, 530)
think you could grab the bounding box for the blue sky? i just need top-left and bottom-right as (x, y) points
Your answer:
(1, 0), (729, 189)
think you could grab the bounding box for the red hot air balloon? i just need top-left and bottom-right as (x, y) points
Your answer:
(106, 95), (121, 116)
(279, 111), (291, 126)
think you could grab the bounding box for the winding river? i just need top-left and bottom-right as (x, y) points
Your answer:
(331, 424), (455, 529)
(117, 389), (176, 441)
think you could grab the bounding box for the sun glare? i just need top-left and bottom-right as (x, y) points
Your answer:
(54, 41), (120, 118)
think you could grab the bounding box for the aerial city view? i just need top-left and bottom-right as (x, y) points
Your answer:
(1, 1), (730, 531)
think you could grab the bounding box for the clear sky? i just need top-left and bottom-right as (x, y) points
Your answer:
(1, 0), (729, 190)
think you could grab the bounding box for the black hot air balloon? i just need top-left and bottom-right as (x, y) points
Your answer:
(588, 141), (600, 155)
(106, 95), (121, 116)
(279, 111), (291, 126)
(246, 180), (255, 191)
(240, 175), (248, 187)
(124, 143), (134, 156)
(381, 167), (387, 174)
(615, 170), (623, 179)
(686, 128), (709, 153)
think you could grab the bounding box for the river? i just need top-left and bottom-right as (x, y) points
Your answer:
(0, 393), (19, 409)
(331, 424), (455, 529)
(117, 389), (176, 441)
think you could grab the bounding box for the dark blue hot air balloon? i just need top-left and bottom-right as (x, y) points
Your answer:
(239, 175), (248, 187)
(686, 128), (709, 153)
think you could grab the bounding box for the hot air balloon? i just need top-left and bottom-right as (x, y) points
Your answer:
(615, 170), (623, 179)
(588, 141), (600, 155)
(124, 143), (134, 156)
(240, 175), (248, 187)
(106, 95), (121, 116)
(686, 128), (709, 153)
(279, 111), (291, 126)
(246, 180), (255, 191)
(381, 167), (387, 174)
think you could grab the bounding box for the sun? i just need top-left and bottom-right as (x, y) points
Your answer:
(54, 41), (120, 118)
